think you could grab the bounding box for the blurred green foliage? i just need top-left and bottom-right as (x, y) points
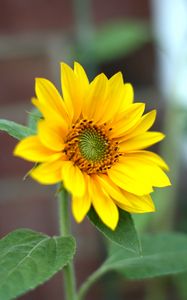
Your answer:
(107, 233), (187, 280)
(77, 20), (150, 64)
(27, 108), (42, 131)
(0, 119), (34, 140)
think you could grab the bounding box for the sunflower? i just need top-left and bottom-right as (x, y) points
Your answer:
(14, 62), (170, 230)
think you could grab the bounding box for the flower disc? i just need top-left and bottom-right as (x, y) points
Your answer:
(79, 127), (108, 162)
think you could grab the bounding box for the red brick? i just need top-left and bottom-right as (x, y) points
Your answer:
(93, 0), (150, 23)
(0, 56), (50, 106)
(0, 0), (73, 34)
(0, 133), (32, 178)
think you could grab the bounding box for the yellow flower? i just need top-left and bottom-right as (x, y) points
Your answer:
(14, 62), (171, 230)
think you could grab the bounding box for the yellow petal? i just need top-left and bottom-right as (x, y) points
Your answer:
(73, 62), (89, 121)
(82, 73), (108, 122)
(96, 174), (131, 205)
(109, 71), (124, 88)
(61, 161), (85, 197)
(14, 136), (56, 162)
(119, 132), (165, 152)
(61, 63), (77, 121)
(121, 109), (157, 141)
(119, 155), (171, 188)
(74, 61), (89, 92)
(97, 174), (155, 212)
(125, 150), (169, 171)
(133, 109), (156, 134)
(98, 82), (134, 125)
(38, 120), (65, 151)
(109, 73), (134, 109)
(30, 155), (65, 184)
(72, 174), (91, 222)
(120, 83), (134, 111)
(72, 195), (91, 223)
(108, 162), (153, 196)
(116, 192), (155, 213)
(35, 78), (69, 123)
(90, 176), (119, 230)
(61, 62), (93, 122)
(110, 103), (145, 138)
(32, 98), (68, 128)
(102, 72), (125, 122)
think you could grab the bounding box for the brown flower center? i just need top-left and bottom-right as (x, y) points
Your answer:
(63, 119), (121, 174)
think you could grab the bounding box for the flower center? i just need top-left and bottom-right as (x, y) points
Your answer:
(63, 119), (121, 174)
(79, 128), (108, 162)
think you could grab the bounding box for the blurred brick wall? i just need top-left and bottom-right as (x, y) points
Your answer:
(0, 1), (152, 299)
(0, 0), (149, 33)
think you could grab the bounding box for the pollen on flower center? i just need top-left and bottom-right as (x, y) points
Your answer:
(63, 119), (121, 174)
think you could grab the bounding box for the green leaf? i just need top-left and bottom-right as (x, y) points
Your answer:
(0, 229), (76, 300)
(80, 20), (150, 63)
(103, 233), (187, 279)
(0, 119), (35, 140)
(88, 207), (141, 254)
(27, 108), (42, 131)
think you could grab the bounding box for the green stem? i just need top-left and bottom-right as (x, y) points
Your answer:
(77, 266), (106, 300)
(58, 187), (77, 300)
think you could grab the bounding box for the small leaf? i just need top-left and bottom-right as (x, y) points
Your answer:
(0, 119), (35, 140)
(27, 108), (42, 131)
(0, 229), (76, 300)
(103, 233), (187, 279)
(88, 207), (141, 254)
